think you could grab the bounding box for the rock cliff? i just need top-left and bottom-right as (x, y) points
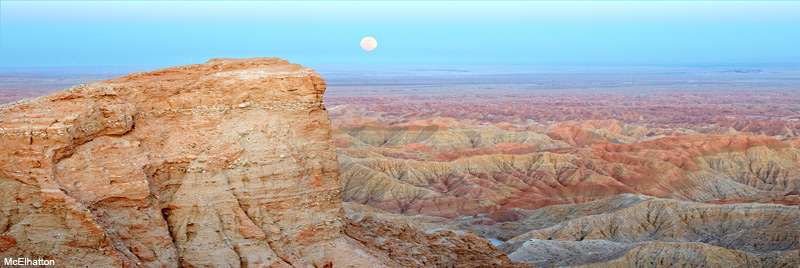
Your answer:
(0, 58), (514, 267)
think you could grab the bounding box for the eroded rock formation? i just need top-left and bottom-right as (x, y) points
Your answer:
(499, 195), (799, 267)
(325, 86), (800, 267)
(336, 119), (800, 216)
(0, 58), (515, 268)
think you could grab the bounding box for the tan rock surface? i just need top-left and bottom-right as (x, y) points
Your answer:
(0, 58), (398, 267)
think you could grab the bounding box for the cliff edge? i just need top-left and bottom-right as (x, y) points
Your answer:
(0, 58), (402, 267)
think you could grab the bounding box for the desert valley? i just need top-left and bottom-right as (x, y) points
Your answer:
(322, 65), (800, 267)
(0, 58), (798, 267)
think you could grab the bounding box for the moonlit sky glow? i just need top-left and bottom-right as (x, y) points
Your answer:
(1, 1), (799, 67)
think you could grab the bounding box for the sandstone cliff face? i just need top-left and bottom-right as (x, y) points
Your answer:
(0, 58), (396, 267)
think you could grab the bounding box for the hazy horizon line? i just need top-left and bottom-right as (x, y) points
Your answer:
(2, 63), (799, 69)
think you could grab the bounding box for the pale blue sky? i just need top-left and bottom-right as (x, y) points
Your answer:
(1, 1), (799, 67)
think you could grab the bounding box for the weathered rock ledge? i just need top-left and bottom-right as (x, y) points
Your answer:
(0, 58), (516, 267)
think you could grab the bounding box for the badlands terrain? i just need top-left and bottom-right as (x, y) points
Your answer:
(324, 66), (800, 267)
(1, 62), (798, 267)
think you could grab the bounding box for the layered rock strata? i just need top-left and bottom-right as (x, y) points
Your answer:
(336, 118), (800, 216)
(0, 58), (515, 267)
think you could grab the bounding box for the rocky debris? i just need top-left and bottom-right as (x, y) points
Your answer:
(343, 203), (527, 268)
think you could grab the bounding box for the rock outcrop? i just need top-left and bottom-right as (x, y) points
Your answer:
(0, 58), (369, 267)
(0, 58), (517, 268)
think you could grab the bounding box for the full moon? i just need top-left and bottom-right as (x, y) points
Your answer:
(360, 37), (377, 51)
